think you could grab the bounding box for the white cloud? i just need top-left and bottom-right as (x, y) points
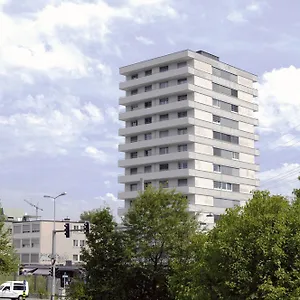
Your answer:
(246, 3), (261, 12)
(227, 11), (247, 23)
(259, 163), (300, 195)
(270, 134), (300, 150)
(257, 66), (300, 135)
(135, 36), (155, 45)
(84, 146), (109, 163)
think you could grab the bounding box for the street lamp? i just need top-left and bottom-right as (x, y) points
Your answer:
(44, 192), (66, 300)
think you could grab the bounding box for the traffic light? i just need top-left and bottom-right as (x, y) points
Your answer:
(49, 267), (53, 277)
(64, 222), (70, 238)
(49, 267), (59, 277)
(19, 265), (24, 275)
(84, 221), (90, 235)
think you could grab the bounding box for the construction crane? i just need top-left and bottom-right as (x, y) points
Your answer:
(24, 199), (43, 220)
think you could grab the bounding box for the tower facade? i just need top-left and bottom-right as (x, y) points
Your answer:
(118, 50), (259, 224)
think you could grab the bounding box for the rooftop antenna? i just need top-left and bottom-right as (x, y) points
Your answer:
(24, 199), (43, 220)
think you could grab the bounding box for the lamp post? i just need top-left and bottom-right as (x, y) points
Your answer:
(44, 192), (66, 300)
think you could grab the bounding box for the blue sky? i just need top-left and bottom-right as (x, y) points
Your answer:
(1, 0), (300, 220)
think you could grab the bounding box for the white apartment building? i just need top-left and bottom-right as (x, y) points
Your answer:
(118, 50), (259, 224)
(12, 219), (86, 265)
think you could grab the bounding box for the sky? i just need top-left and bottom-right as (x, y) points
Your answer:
(1, 0), (300, 221)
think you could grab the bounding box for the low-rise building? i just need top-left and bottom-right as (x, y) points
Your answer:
(12, 218), (87, 265)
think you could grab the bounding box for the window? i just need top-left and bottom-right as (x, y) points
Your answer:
(213, 99), (220, 107)
(145, 101), (152, 108)
(178, 61), (187, 68)
(159, 81), (168, 88)
(80, 240), (85, 247)
(159, 147), (169, 155)
(21, 254), (30, 264)
(178, 128), (187, 135)
(213, 131), (239, 144)
(131, 120), (138, 127)
(130, 152), (138, 159)
(32, 223), (40, 233)
(178, 179), (188, 186)
(31, 238), (39, 248)
(159, 114), (169, 121)
(73, 254), (79, 261)
(74, 225), (79, 230)
(144, 181), (152, 189)
(131, 104), (138, 111)
(160, 164), (169, 171)
(130, 184), (138, 191)
(178, 94), (187, 101)
(178, 161), (188, 169)
(144, 149), (152, 156)
(145, 85), (152, 92)
(159, 180), (169, 188)
(212, 83), (238, 98)
(13, 284), (24, 291)
(145, 69), (152, 76)
(231, 104), (238, 112)
(22, 224), (30, 233)
(178, 78), (187, 85)
(145, 117), (152, 124)
(73, 240), (79, 247)
(159, 97), (169, 105)
(213, 164), (221, 172)
(213, 115), (221, 124)
(144, 133), (152, 140)
(131, 74), (138, 80)
(214, 181), (233, 191)
(159, 130), (169, 138)
(144, 165), (152, 173)
(213, 148), (239, 160)
(130, 168), (138, 175)
(160, 65), (168, 72)
(178, 111), (187, 118)
(232, 152), (239, 159)
(178, 144), (188, 152)
(131, 89), (138, 95)
(212, 67), (237, 82)
(130, 136), (138, 143)
(13, 225), (21, 234)
(13, 239), (21, 248)
(30, 254), (39, 263)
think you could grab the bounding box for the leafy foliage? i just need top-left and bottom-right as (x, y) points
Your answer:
(0, 207), (18, 275)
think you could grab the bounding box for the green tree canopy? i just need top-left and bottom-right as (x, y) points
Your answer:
(0, 206), (18, 275)
(170, 190), (300, 299)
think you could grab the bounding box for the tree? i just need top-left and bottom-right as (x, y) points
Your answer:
(123, 186), (198, 300)
(80, 208), (103, 222)
(80, 208), (129, 300)
(0, 206), (18, 274)
(170, 190), (300, 299)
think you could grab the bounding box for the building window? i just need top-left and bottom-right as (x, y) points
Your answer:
(13, 239), (21, 249)
(21, 239), (30, 248)
(212, 83), (238, 98)
(178, 111), (187, 118)
(130, 184), (138, 191)
(131, 89), (138, 96)
(73, 254), (79, 261)
(178, 179), (188, 186)
(145, 101), (152, 108)
(159, 147), (169, 155)
(73, 240), (79, 247)
(159, 180), (169, 188)
(32, 223), (40, 233)
(160, 65), (168, 72)
(130, 152), (138, 159)
(178, 61), (187, 68)
(130, 168), (138, 175)
(212, 67), (237, 82)
(145, 69), (152, 76)
(213, 99), (220, 107)
(178, 78), (187, 85)
(159, 97), (169, 105)
(145, 85), (152, 92)
(31, 254), (39, 264)
(74, 225), (79, 230)
(31, 238), (40, 248)
(144, 181), (152, 189)
(159, 114), (169, 121)
(213, 115), (221, 124)
(13, 225), (21, 234)
(144, 133), (152, 140)
(159, 130), (169, 138)
(178, 128), (187, 135)
(178, 94), (187, 101)
(178, 144), (188, 152)
(131, 120), (138, 127)
(178, 161), (188, 169)
(131, 74), (138, 80)
(144, 149), (152, 156)
(22, 225), (30, 233)
(232, 152), (239, 159)
(21, 254), (30, 264)
(130, 136), (138, 143)
(214, 181), (233, 191)
(159, 164), (169, 171)
(231, 104), (238, 113)
(213, 131), (239, 144)
(80, 240), (85, 247)
(213, 164), (221, 172)
(144, 165), (152, 173)
(130, 104), (138, 111)
(145, 117), (152, 124)
(159, 81), (168, 88)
